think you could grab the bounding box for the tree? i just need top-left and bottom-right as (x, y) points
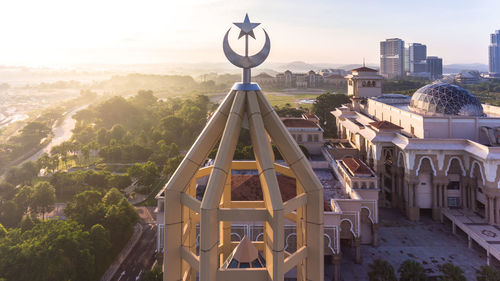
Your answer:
(312, 92), (350, 137)
(367, 259), (397, 281)
(439, 262), (465, 281)
(102, 188), (123, 206)
(398, 260), (427, 281)
(107, 174), (132, 190)
(162, 155), (183, 177)
(14, 185), (34, 214)
(0, 219), (97, 281)
(128, 161), (159, 186)
(97, 128), (108, 145)
(109, 124), (126, 141)
(0, 182), (16, 202)
(0, 223), (6, 237)
(31, 181), (56, 219)
(141, 264), (162, 281)
(90, 224), (111, 273)
(477, 265), (500, 281)
(19, 215), (37, 232)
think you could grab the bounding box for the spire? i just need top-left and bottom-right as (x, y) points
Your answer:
(363, 57), (366, 67)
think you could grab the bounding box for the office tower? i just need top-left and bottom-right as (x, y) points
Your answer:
(380, 38), (405, 79)
(426, 56), (443, 80)
(489, 30), (500, 77)
(404, 47), (410, 73)
(409, 43), (427, 73)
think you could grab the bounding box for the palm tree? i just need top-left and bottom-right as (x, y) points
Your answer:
(439, 262), (465, 281)
(368, 259), (397, 281)
(398, 260), (427, 281)
(477, 265), (500, 281)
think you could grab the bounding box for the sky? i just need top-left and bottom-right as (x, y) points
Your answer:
(0, 0), (499, 68)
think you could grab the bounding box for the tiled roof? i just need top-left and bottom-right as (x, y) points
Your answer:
(231, 174), (296, 201)
(342, 158), (372, 176)
(282, 118), (319, 128)
(369, 120), (402, 130)
(351, 66), (378, 72)
(231, 175), (331, 211)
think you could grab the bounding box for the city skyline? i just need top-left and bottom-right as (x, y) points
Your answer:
(0, 0), (499, 67)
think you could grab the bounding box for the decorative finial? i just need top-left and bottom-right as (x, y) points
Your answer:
(223, 14), (271, 85)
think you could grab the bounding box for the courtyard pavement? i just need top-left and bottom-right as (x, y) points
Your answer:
(337, 208), (488, 281)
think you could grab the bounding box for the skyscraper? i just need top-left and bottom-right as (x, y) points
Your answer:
(426, 56), (443, 80)
(380, 38), (405, 79)
(489, 30), (500, 77)
(409, 43), (427, 73)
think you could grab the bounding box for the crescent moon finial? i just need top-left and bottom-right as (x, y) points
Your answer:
(223, 14), (271, 84)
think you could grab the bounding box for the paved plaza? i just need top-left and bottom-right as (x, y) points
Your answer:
(337, 208), (489, 280)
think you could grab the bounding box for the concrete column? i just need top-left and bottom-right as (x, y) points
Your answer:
(408, 184), (414, 208)
(413, 184), (417, 208)
(461, 181), (466, 209)
(372, 223), (379, 247)
(443, 184), (448, 208)
(432, 183), (440, 221)
(437, 184), (442, 208)
(472, 185), (477, 212)
(495, 198), (498, 225)
(354, 237), (361, 264)
(468, 235), (472, 249)
(452, 221), (456, 235)
(487, 250), (491, 266)
(391, 168), (398, 208)
(489, 197), (495, 225)
(332, 254), (341, 281)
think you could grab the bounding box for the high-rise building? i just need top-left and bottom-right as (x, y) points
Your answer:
(380, 38), (405, 79)
(489, 30), (500, 77)
(409, 43), (427, 73)
(426, 56), (443, 80)
(404, 47), (410, 73)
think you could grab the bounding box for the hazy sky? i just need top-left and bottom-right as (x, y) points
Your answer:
(0, 0), (499, 67)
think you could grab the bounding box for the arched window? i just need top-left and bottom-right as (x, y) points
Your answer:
(362, 81), (366, 87)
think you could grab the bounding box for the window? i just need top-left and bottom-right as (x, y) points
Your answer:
(307, 135), (313, 142)
(362, 81), (366, 87)
(448, 197), (460, 208)
(447, 181), (460, 190)
(313, 135), (319, 142)
(297, 135), (303, 142)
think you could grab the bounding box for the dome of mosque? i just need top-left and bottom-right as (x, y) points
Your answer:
(409, 83), (483, 116)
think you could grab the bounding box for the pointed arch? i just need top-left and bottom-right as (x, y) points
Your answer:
(340, 219), (356, 237)
(470, 160), (485, 185)
(397, 151), (406, 169)
(415, 156), (436, 176)
(445, 156), (466, 176)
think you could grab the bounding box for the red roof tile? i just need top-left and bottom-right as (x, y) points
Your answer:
(369, 121), (402, 130)
(231, 175), (330, 211)
(231, 174), (296, 201)
(342, 158), (372, 176)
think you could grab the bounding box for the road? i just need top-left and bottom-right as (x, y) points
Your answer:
(110, 207), (158, 281)
(24, 104), (88, 163)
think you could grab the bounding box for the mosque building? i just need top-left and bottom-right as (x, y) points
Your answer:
(332, 65), (500, 265)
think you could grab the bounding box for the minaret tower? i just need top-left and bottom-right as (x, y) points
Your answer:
(161, 14), (324, 281)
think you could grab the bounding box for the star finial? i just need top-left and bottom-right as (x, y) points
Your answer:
(233, 13), (260, 39)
